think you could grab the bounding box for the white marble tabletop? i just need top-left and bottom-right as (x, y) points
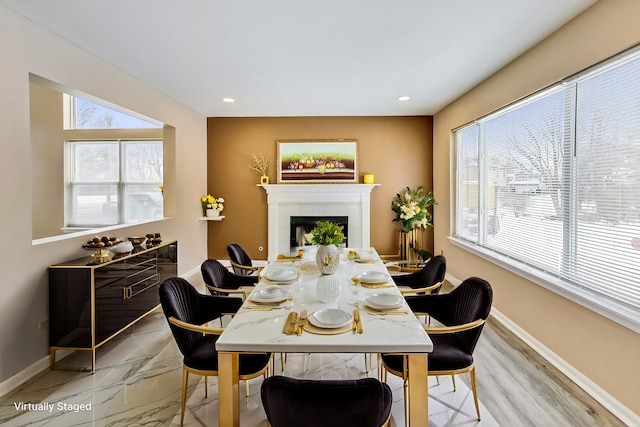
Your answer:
(216, 248), (433, 354)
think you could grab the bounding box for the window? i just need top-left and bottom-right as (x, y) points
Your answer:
(67, 140), (163, 227)
(63, 94), (161, 129)
(453, 46), (640, 331)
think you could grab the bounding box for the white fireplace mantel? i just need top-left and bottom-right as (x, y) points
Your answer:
(259, 184), (379, 260)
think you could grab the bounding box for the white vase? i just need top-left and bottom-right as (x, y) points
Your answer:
(206, 208), (219, 218)
(316, 244), (340, 275)
(316, 275), (342, 304)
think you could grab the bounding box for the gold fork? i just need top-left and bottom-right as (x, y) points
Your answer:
(296, 309), (308, 336)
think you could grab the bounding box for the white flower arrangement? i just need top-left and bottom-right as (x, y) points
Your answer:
(201, 195), (224, 214)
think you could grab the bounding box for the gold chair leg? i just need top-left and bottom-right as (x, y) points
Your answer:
(181, 369), (188, 426)
(245, 379), (250, 398)
(205, 375), (208, 398)
(451, 374), (456, 391)
(470, 366), (481, 420)
(436, 375), (440, 385)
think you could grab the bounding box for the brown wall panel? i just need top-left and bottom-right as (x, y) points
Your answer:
(206, 116), (433, 260)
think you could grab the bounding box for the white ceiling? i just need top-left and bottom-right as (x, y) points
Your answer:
(2, 0), (596, 117)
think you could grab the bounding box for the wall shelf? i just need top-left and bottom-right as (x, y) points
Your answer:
(199, 216), (225, 221)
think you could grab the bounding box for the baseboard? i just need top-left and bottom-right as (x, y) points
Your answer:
(489, 308), (638, 426)
(0, 269), (201, 399)
(448, 273), (637, 425)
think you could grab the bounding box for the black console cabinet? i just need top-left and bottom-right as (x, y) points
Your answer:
(48, 240), (177, 372)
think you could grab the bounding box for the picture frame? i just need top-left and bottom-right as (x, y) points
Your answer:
(276, 139), (359, 183)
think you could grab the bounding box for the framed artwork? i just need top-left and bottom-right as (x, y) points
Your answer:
(276, 139), (358, 183)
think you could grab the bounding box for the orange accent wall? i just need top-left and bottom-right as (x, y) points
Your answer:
(206, 116), (433, 260)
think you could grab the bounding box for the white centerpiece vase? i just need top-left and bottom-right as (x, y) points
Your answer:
(316, 275), (342, 304)
(316, 244), (340, 275)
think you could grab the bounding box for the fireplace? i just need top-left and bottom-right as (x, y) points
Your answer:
(290, 216), (348, 249)
(260, 184), (379, 260)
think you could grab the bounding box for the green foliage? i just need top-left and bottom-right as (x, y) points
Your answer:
(307, 221), (345, 246)
(391, 186), (437, 232)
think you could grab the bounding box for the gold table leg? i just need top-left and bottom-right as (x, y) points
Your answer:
(407, 354), (428, 427)
(218, 352), (240, 427)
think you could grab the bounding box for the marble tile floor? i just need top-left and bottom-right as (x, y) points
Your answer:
(0, 310), (498, 427)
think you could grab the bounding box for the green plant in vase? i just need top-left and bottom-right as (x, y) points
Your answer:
(306, 221), (345, 275)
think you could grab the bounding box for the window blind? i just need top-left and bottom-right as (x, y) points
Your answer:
(454, 45), (640, 327)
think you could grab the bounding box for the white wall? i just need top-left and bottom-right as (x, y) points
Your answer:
(0, 5), (208, 382)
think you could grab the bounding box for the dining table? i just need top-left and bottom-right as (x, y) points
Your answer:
(216, 247), (433, 427)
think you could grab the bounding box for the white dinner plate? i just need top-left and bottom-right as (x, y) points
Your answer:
(364, 293), (403, 310)
(263, 267), (298, 282)
(357, 271), (389, 284)
(251, 287), (286, 303)
(308, 309), (353, 329)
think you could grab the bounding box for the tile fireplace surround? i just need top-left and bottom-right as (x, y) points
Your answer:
(260, 184), (379, 260)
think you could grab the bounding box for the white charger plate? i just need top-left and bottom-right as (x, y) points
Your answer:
(263, 267), (298, 282)
(357, 271), (389, 284)
(251, 287), (286, 303)
(364, 293), (403, 310)
(308, 309), (352, 329)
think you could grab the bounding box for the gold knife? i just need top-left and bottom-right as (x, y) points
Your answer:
(246, 305), (284, 311)
(352, 309), (358, 333)
(355, 309), (363, 334)
(283, 311), (298, 335)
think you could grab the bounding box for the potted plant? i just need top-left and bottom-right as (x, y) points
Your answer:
(306, 220), (345, 275)
(201, 194), (224, 217)
(248, 153), (270, 184)
(391, 186), (437, 263)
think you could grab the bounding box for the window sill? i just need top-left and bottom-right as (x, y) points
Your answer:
(448, 236), (640, 333)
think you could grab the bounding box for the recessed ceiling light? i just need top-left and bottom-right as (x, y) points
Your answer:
(222, 97), (235, 103)
(398, 96), (410, 101)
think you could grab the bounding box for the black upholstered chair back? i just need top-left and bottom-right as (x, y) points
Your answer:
(393, 255), (446, 293)
(201, 259), (230, 290)
(420, 255), (446, 293)
(159, 277), (204, 356)
(201, 259), (259, 295)
(412, 276), (492, 355)
(227, 243), (252, 267)
(159, 277), (241, 357)
(261, 376), (392, 427)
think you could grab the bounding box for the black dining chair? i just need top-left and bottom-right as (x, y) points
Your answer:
(227, 242), (264, 276)
(391, 255), (446, 295)
(201, 258), (258, 299)
(261, 375), (392, 427)
(159, 277), (271, 426)
(380, 276), (493, 421)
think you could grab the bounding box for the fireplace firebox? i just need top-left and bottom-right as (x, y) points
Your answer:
(290, 216), (348, 249)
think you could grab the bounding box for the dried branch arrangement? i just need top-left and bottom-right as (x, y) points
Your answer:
(248, 153), (270, 176)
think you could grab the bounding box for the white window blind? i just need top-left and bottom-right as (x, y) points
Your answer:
(453, 46), (640, 330)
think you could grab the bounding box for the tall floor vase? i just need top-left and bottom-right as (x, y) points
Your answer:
(400, 229), (421, 266)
